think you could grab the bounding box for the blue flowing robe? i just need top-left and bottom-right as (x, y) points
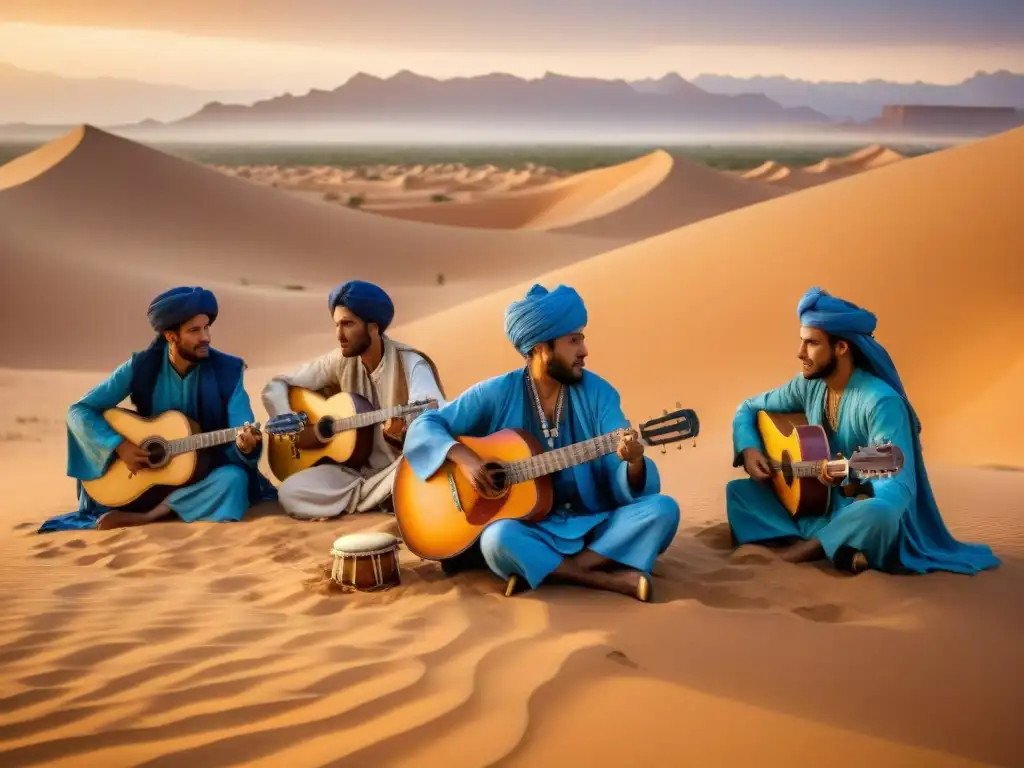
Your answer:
(728, 367), (1001, 574)
(39, 354), (263, 532)
(403, 368), (681, 588)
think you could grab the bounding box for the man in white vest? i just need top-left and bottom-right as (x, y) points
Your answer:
(261, 280), (446, 519)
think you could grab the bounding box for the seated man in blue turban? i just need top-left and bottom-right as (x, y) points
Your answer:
(262, 279), (447, 519)
(727, 286), (1000, 575)
(402, 283), (681, 602)
(39, 287), (278, 532)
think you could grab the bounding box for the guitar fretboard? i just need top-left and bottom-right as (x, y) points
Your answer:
(504, 431), (622, 484)
(768, 459), (848, 479)
(330, 402), (433, 434)
(166, 427), (246, 457)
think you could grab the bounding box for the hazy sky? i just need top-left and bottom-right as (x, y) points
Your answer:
(2, 1), (1022, 92)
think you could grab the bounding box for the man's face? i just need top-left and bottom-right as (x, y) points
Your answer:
(334, 305), (373, 357)
(165, 314), (211, 362)
(538, 329), (588, 384)
(797, 326), (842, 379)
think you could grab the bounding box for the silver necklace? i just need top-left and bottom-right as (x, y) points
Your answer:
(527, 369), (564, 449)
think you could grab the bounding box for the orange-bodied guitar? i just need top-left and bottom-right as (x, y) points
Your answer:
(392, 405), (698, 561)
(264, 387), (437, 482)
(756, 410), (905, 519)
(81, 407), (261, 511)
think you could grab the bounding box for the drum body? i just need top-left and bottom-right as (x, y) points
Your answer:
(330, 532), (401, 591)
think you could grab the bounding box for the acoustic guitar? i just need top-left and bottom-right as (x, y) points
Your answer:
(392, 405), (698, 561)
(756, 410), (904, 519)
(263, 387), (438, 481)
(81, 407), (261, 511)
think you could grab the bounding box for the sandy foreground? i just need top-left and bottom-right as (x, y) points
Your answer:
(1, 125), (1022, 767)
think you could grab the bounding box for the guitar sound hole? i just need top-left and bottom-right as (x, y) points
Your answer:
(141, 438), (169, 469)
(484, 463), (507, 493)
(316, 416), (334, 440)
(780, 450), (794, 485)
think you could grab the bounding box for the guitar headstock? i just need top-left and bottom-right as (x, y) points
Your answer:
(637, 404), (699, 453)
(848, 441), (905, 479)
(264, 411), (309, 438)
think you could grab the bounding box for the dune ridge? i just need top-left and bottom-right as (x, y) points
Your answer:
(741, 143), (907, 190)
(0, 125), (619, 369)
(361, 150), (786, 240)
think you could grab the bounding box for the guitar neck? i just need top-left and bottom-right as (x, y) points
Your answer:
(331, 402), (430, 434)
(167, 426), (247, 457)
(505, 431), (621, 484)
(767, 458), (848, 479)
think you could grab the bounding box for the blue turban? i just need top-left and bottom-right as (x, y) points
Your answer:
(504, 283), (588, 356)
(797, 286), (918, 433)
(148, 286), (218, 333)
(328, 280), (394, 331)
(795, 286), (1002, 575)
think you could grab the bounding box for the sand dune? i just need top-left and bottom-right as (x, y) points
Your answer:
(360, 150), (786, 241)
(0, 126), (617, 369)
(215, 161), (566, 207)
(742, 144), (907, 191)
(1, 126), (1022, 767)
(391, 128), (1023, 470)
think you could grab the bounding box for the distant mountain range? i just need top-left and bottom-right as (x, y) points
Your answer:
(1, 65), (1021, 139)
(176, 71), (829, 129)
(0, 63), (272, 126)
(690, 70), (1024, 122)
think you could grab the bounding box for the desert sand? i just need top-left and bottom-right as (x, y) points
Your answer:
(0, 123), (1022, 767)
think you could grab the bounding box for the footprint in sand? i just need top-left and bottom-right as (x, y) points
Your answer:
(606, 649), (639, 669)
(13, 521), (36, 531)
(63, 538), (88, 549)
(208, 574), (265, 593)
(792, 604), (848, 623)
(729, 545), (777, 565)
(74, 552), (110, 567)
(701, 566), (756, 583)
(699, 586), (773, 611)
(54, 581), (107, 599)
(31, 547), (63, 559)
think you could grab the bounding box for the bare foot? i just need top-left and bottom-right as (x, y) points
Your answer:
(608, 569), (653, 601)
(96, 510), (149, 530)
(777, 538), (825, 564)
(96, 501), (173, 530)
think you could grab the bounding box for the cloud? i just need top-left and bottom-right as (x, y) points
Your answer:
(5, 0), (1023, 49)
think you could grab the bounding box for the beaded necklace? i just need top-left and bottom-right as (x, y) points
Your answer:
(526, 368), (564, 449)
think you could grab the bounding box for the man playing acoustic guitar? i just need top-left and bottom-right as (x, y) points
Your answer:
(261, 280), (446, 519)
(39, 286), (277, 533)
(727, 286), (1000, 575)
(402, 283), (680, 602)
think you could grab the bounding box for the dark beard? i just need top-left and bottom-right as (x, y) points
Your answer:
(342, 334), (370, 357)
(547, 358), (581, 385)
(806, 353), (837, 379)
(177, 344), (208, 363)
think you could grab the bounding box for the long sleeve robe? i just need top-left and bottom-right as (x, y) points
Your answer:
(403, 368), (680, 587)
(39, 355), (260, 532)
(261, 342), (447, 518)
(728, 367), (1001, 574)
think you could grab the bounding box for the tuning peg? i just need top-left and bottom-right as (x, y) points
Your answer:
(661, 444), (667, 454)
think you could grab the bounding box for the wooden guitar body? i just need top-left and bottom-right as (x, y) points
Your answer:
(393, 429), (554, 561)
(757, 410), (830, 518)
(267, 389), (376, 481)
(81, 408), (212, 511)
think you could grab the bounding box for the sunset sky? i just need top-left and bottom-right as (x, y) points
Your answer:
(2, 1), (1022, 93)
